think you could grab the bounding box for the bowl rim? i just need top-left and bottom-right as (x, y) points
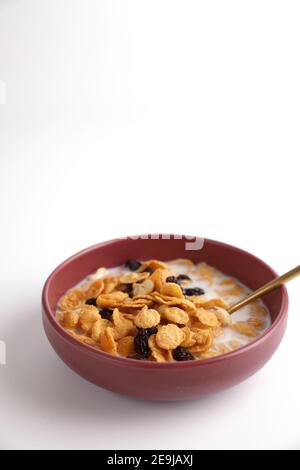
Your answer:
(42, 235), (289, 369)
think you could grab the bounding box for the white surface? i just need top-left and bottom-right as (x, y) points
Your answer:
(0, 0), (299, 450)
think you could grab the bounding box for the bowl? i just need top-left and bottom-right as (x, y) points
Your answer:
(42, 235), (288, 401)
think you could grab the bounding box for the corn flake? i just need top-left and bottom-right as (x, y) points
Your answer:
(62, 310), (79, 329)
(99, 327), (117, 355)
(60, 289), (85, 310)
(134, 306), (160, 328)
(79, 305), (100, 333)
(156, 324), (185, 350)
(117, 336), (134, 357)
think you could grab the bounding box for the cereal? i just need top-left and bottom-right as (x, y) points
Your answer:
(249, 318), (265, 329)
(195, 308), (220, 328)
(62, 310), (79, 329)
(79, 305), (100, 333)
(84, 279), (104, 299)
(160, 306), (189, 325)
(150, 268), (175, 292)
(188, 330), (212, 353)
(180, 326), (197, 348)
(148, 335), (168, 362)
(134, 306), (160, 329)
(161, 282), (184, 298)
(103, 277), (119, 294)
(99, 327), (117, 355)
(112, 308), (136, 338)
(211, 326), (224, 337)
(96, 292), (128, 308)
(60, 289), (85, 310)
(229, 340), (243, 350)
(156, 324), (185, 350)
(91, 318), (112, 341)
(120, 272), (149, 284)
(211, 307), (232, 326)
(88, 267), (107, 281)
(117, 336), (134, 357)
(132, 279), (154, 297)
(141, 260), (168, 271)
(199, 351), (219, 359)
(232, 322), (258, 337)
(57, 257), (271, 361)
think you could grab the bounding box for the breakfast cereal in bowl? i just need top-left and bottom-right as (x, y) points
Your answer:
(56, 258), (271, 362)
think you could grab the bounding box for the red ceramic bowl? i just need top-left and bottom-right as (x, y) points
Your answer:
(42, 235), (288, 401)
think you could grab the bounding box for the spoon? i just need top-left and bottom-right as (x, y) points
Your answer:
(228, 265), (300, 314)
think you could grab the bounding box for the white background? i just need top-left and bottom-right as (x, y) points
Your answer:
(0, 0), (299, 450)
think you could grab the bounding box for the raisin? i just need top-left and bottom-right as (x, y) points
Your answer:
(134, 329), (150, 358)
(183, 287), (205, 296)
(124, 259), (142, 271)
(176, 274), (191, 282)
(166, 276), (179, 284)
(145, 326), (158, 336)
(122, 284), (133, 296)
(85, 298), (97, 306)
(99, 308), (113, 320)
(143, 267), (154, 274)
(173, 347), (195, 361)
(133, 327), (158, 358)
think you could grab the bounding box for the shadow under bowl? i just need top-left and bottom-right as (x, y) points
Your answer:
(42, 236), (288, 401)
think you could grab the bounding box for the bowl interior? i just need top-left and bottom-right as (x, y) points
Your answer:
(45, 236), (284, 324)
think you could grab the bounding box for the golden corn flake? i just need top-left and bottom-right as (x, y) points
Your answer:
(96, 292), (128, 308)
(211, 307), (232, 326)
(218, 344), (231, 354)
(151, 293), (196, 313)
(62, 310), (79, 329)
(112, 308), (136, 339)
(212, 325), (224, 337)
(200, 298), (228, 309)
(91, 318), (112, 341)
(134, 306), (160, 329)
(180, 326), (196, 348)
(229, 340), (243, 350)
(84, 279), (104, 299)
(148, 335), (169, 362)
(88, 267), (107, 281)
(161, 282), (184, 299)
(79, 305), (100, 333)
(193, 328), (211, 345)
(250, 303), (268, 317)
(232, 322), (258, 337)
(249, 318), (265, 330)
(195, 308), (220, 328)
(156, 324), (185, 350)
(117, 336), (134, 357)
(103, 276), (119, 294)
(161, 306), (189, 325)
(150, 268), (175, 292)
(121, 298), (153, 308)
(132, 279), (154, 297)
(199, 351), (219, 359)
(141, 259), (168, 271)
(168, 258), (194, 273)
(99, 327), (117, 355)
(60, 289), (85, 310)
(120, 272), (149, 284)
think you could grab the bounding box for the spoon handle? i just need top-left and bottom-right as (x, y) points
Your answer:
(228, 265), (300, 314)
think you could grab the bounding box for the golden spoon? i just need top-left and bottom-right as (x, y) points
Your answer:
(228, 265), (300, 314)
